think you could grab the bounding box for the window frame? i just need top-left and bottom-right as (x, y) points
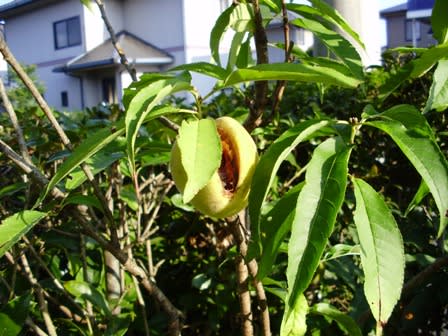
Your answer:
(405, 19), (421, 42)
(53, 16), (82, 50)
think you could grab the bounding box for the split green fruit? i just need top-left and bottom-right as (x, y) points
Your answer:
(170, 117), (258, 218)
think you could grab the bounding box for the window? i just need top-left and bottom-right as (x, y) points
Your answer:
(102, 78), (116, 104)
(405, 19), (421, 41)
(54, 16), (81, 49)
(61, 91), (68, 107)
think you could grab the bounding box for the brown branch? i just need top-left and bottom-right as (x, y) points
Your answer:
(265, 0), (293, 127)
(244, 0), (270, 133)
(402, 255), (448, 299)
(228, 214), (271, 336)
(94, 0), (137, 81)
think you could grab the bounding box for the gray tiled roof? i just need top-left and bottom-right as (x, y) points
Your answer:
(380, 3), (408, 16)
(55, 31), (173, 73)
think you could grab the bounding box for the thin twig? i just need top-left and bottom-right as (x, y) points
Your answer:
(0, 34), (117, 232)
(94, 0), (179, 133)
(0, 77), (31, 164)
(17, 253), (58, 336)
(1, 140), (184, 335)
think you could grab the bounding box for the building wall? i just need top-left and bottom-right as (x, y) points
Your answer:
(122, 0), (186, 67)
(3, 0), (85, 110)
(384, 12), (436, 48)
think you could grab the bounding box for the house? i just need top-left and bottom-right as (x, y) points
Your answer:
(0, 0), (314, 111)
(380, 0), (436, 49)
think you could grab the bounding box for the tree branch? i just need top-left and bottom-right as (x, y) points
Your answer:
(244, 0), (269, 132)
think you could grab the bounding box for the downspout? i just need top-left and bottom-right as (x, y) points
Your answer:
(77, 75), (85, 110)
(411, 18), (417, 47)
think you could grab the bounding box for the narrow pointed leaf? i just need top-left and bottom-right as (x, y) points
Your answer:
(248, 119), (333, 258)
(425, 59), (448, 112)
(225, 63), (362, 88)
(290, 17), (363, 79)
(379, 43), (448, 100)
(37, 126), (124, 205)
(210, 5), (235, 66)
(125, 75), (193, 174)
(367, 105), (448, 236)
(280, 294), (308, 336)
(307, 0), (365, 49)
(0, 210), (47, 257)
(287, 137), (351, 308)
(176, 119), (222, 203)
(169, 62), (229, 80)
(310, 303), (362, 336)
(64, 280), (111, 317)
(227, 31), (246, 71)
(257, 182), (304, 280)
(353, 178), (405, 325)
(405, 180), (430, 216)
(431, 0), (448, 44)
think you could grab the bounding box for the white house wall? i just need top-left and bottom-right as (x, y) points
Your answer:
(122, 0), (186, 67)
(4, 0), (86, 110)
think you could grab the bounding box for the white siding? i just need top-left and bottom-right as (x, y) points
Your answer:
(122, 0), (186, 66)
(4, 0), (86, 110)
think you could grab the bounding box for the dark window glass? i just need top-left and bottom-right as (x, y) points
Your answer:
(61, 91), (68, 107)
(54, 16), (81, 49)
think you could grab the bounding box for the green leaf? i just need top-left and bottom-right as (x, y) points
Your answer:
(63, 194), (103, 212)
(236, 36), (254, 69)
(248, 119), (332, 258)
(176, 119), (222, 203)
(64, 280), (111, 316)
(280, 294), (308, 336)
(0, 211), (47, 257)
(290, 17), (363, 79)
(431, 0), (448, 44)
(425, 59), (448, 112)
(227, 31), (247, 71)
(310, 303), (362, 336)
(257, 182), (304, 280)
(379, 43), (448, 100)
(287, 2), (365, 50)
(125, 74), (193, 174)
(169, 62), (229, 80)
(367, 105), (448, 236)
(0, 182), (27, 199)
(286, 137), (351, 308)
(38, 125), (124, 205)
(65, 150), (124, 190)
(210, 5), (235, 66)
(321, 244), (360, 262)
(229, 3), (254, 32)
(353, 178), (405, 326)
(0, 293), (31, 336)
(225, 63), (362, 88)
(405, 180), (430, 216)
(120, 185), (139, 211)
(229, 3), (272, 32)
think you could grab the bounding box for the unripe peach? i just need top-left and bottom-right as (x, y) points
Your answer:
(170, 117), (258, 218)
